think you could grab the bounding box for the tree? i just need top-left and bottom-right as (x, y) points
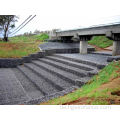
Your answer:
(0, 15), (18, 42)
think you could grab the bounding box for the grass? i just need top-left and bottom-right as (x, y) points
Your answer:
(9, 34), (49, 43)
(0, 34), (49, 58)
(41, 61), (120, 105)
(91, 99), (108, 105)
(88, 36), (113, 48)
(0, 35), (113, 58)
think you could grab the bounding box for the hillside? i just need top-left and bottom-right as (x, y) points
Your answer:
(88, 36), (113, 48)
(9, 34), (49, 43)
(0, 34), (49, 58)
(0, 35), (113, 58)
(41, 61), (120, 105)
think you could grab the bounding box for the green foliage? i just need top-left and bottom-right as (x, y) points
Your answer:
(0, 33), (49, 58)
(0, 42), (39, 58)
(88, 36), (113, 48)
(9, 33), (49, 43)
(73, 62), (117, 97)
(34, 34), (49, 41)
(0, 15), (18, 42)
(88, 88), (110, 98)
(91, 99), (108, 105)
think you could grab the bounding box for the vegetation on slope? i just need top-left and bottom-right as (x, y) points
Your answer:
(9, 34), (49, 43)
(0, 35), (113, 58)
(88, 36), (113, 48)
(0, 34), (49, 58)
(41, 61), (120, 105)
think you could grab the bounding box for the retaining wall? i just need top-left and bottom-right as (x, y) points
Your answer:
(0, 47), (95, 68)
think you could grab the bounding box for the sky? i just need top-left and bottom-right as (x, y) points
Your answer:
(0, 0), (120, 118)
(1, 0), (120, 36)
(13, 14), (120, 36)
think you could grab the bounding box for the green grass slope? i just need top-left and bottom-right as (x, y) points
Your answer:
(0, 35), (113, 58)
(88, 36), (113, 48)
(41, 61), (120, 105)
(9, 33), (49, 43)
(0, 34), (49, 58)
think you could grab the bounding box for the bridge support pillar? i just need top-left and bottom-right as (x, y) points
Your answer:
(112, 41), (120, 56)
(80, 40), (88, 54)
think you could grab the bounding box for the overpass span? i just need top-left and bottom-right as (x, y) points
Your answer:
(56, 24), (120, 37)
(50, 23), (120, 56)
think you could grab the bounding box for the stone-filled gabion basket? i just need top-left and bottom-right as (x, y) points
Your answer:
(0, 46), (95, 68)
(0, 49), (57, 68)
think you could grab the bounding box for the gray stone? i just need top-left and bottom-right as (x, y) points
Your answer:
(39, 42), (95, 54)
(54, 54), (108, 69)
(0, 51), (114, 104)
(29, 53), (40, 60)
(0, 58), (23, 68)
(107, 55), (120, 62)
(22, 56), (31, 63)
(0, 68), (29, 104)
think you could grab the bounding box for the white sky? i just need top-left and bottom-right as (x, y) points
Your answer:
(1, 0), (120, 36)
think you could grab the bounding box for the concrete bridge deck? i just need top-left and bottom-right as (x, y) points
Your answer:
(50, 23), (120, 56)
(56, 23), (120, 36)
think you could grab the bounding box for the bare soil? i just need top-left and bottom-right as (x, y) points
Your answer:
(90, 44), (112, 51)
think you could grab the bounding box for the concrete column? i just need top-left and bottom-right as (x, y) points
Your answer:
(80, 40), (88, 54)
(112, 41), (120, 56)
(49, 30), (57, 40)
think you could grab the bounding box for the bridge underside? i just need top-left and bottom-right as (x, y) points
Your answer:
(49, 24), (120, 56)
(57, 33), (120, 56)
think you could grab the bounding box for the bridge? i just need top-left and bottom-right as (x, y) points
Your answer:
(50, 23), (120, 56)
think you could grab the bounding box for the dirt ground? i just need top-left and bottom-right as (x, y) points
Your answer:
(90, 44), (112, 51)
(64, 76), (120, 105)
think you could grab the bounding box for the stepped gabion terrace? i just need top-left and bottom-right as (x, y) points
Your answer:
(0, 42), (114, 104)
